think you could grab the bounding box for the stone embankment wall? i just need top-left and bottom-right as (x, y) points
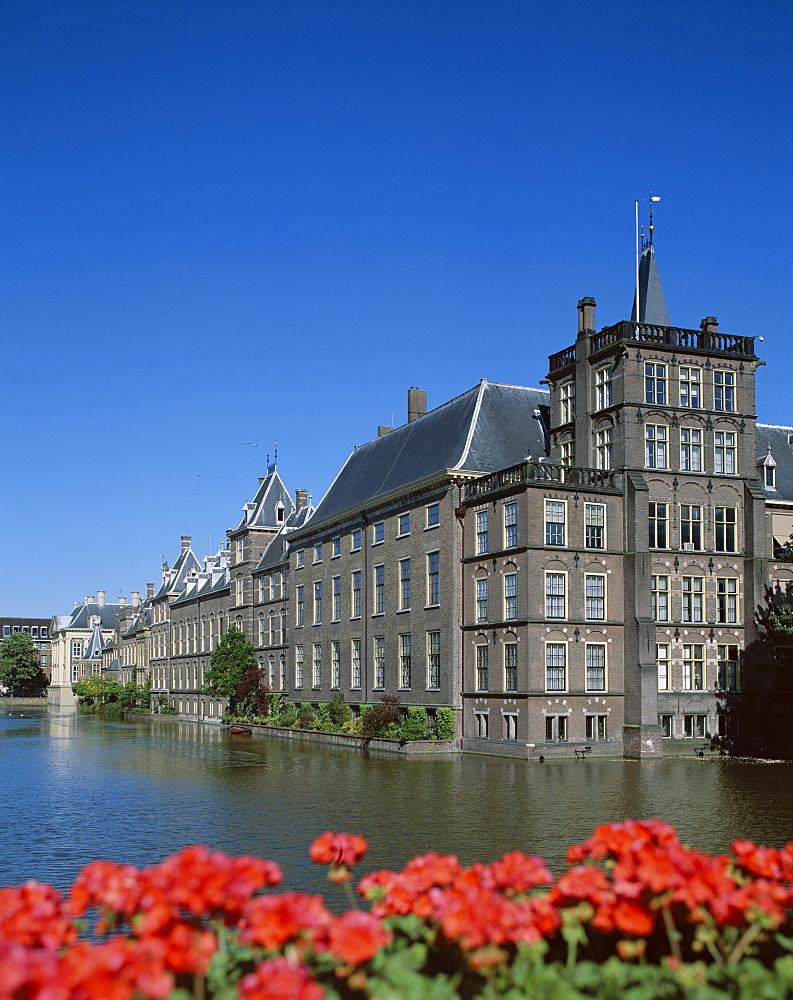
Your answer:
(205, 719), (457, 755)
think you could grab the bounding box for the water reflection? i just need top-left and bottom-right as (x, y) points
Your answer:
(1, 709), (792, 893)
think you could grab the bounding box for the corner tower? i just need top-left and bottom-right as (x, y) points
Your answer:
(545, 236), (765, 758)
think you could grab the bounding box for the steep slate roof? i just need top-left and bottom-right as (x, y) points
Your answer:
(631, 244), (671, 326)
(64, 603), (133, 630)
(757, 424), (793, 503)
(170, 545), (231, 608)
(81, 620), (105, 660)
(254, 503), (316, 573)
(308, 381), (550, 526)
(155, 542), (202, 600)
(234, 466), (295, 532)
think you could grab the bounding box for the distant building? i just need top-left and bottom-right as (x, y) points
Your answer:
(0, 618), (52, 685)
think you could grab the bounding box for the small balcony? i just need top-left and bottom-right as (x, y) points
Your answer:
(465, 461), (619, 500)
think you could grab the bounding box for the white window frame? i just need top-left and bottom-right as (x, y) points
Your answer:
(645, 424), (668, 469)
(595, 366), (613, 410)
(584, 574), (606, 621)
(545, 571), (566, 619)
(679, 366), (701, 408)
(680, 427), (702, 472)
(545, 642), (567, 692)
(544, 499), (566, 547)
(584, 503), (605, 549)
(657, 642), (670, 690)
(585, 642), (607, 692)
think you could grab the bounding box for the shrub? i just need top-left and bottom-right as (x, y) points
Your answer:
(328, 691), (352, 729)
(400, 705), (430, 741)
(435, 705), (455, 740)
(361, 695), (401, 738)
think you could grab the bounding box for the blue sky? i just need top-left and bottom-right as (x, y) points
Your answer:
(2, 0), (791, 615)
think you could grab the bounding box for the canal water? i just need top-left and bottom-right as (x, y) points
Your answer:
(2, 708), (792, 896)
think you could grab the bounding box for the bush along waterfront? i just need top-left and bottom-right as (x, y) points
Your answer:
(72, 672), (152, 719)
(3, 819), (793, 1000)
(225, 692), (455, 743)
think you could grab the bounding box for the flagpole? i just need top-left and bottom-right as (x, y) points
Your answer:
(635, 200), (640, 324)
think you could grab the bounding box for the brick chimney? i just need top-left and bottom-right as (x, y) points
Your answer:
(295, 489), (308, 512)
(377, 426), (393, 437)
(85, 596), (94, 605)
(97, 590), (105, 607)
(131, 591), (139, 607)
(147, 583), (155, 599)
(408, 387), (427, 423)
(577, 297), (596, 338)
(181, 536), (191, 551)
(700, 316), (719, 334)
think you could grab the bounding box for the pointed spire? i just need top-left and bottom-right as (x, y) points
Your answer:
(631, 243), (670, 326)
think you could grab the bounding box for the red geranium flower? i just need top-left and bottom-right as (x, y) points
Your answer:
(240, 957), (324, 1000)
(309, 832), (368, 867)
(323, 910), (391, 965)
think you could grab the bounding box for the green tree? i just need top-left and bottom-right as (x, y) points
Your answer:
(0, 633), (49, 694)
(202, 627), (257, 713)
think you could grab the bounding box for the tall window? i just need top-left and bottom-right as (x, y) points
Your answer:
(680, 428), (702, 471)
(398, 513), (410, 535)
(657, 642), (671, 690)
(504, 643), (518, 691)
(714, 431), (736, 475)
(715, 507), (737, 553)
(717, 577), (738, 623)
(351, 529), (361, 550)
(426, 503), (440, 527)
(374, 564), (385, 614)
(399, 634), (411, 688)
(312, 643), (322, 688)
(313, 581), (322, 624)
(546, 715), (567, 741)
(717, 644), (739, 691)
(652, 575), (669, 621)
(683, 644), (705, 690)
(476, 645), (489, 691)
(545, 500), (566, 546)
(545, 573), (566, 618)
(714, 370), (735, 412)
(332, 576), (341, 620)
(681, 505), (702, 549)
(332, 536), (341, 557)
(427, 632), (440, 688)
(373, 637), (385, 688)
(585, 574), (606, 620)
(679, 366), (701, 408)
(373, 522), (384, 544)
(595, 366), (613, 410)
(476, 578), (488, 623)
(596, 428), (613, 470)
(296, 549), (305, 568)
(314, 543), (322, 563)
(271, 570), (281, 599)
(561, 439), (576, 467)
(504, 502), (518, 548)
(649, 501), (668, 548)
(682, 576), (704, 622)
(351, 570), (362, 617)
(546, 643), (566, 692)
(351, 639), (361, 688)
(476, 510), (489, 554)
(586, 715), (607, 741)
(586, 644), (606, 691)
(560, 380), (576, 423)
(645, 363), (667, 404)
(427, 551), (440, 605)
(331, 641), (340, 688)
(295, 645), (304, 688)
(684, 715), (708, 739)
(399, 558), (411, 610)
(585, 503), (605, 549)
(504, 573), (517, 620)
(645, 425), (668, 469)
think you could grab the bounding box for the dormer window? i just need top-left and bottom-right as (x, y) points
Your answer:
(759, 445), (777, 490)
(275, 502), (285, 523)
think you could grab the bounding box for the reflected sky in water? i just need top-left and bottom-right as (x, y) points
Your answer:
(2, 708), (792, 893)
